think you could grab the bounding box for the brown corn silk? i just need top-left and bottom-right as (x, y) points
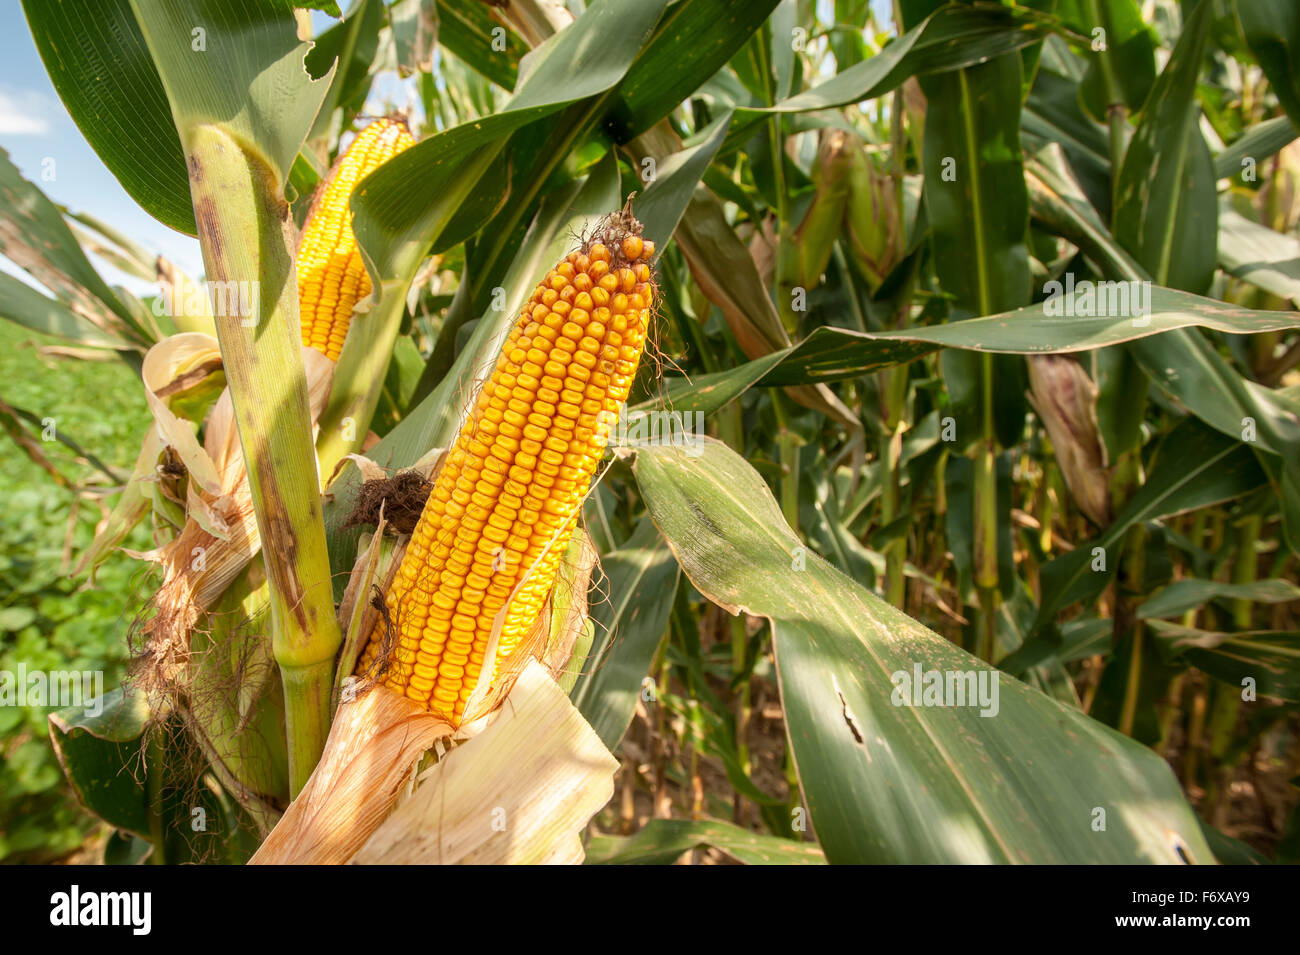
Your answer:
(357, 214), (655, 725)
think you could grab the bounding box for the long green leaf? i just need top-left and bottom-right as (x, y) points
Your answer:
(1139, 579), (1300, 620)
(585, 818), (826, 864)
(571, 517), (680, 749)
(1148, 621), (1300, 702)
(0, 273), (130, 349)
(1218, 207), (1300, 306)
(351, 0), (669, 285)
(433, 0), (526, 90)
(613, 0), (779, 139)
(0, 149), (145, 341)
(1112, 0), (1216, 292)
(637, 288), (1300, 416)
(629, 437), (1210, 863)
(22, 0), (196, 233)
(1214, 115), (1300, 181)
(1236, 0), (1300, 126)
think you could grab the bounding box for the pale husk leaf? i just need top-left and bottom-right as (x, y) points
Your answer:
(351, 659), (617, 865)
(249, 684), (452, 864)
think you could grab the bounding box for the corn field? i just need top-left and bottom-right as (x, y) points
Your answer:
(1, 0), (1298, 877)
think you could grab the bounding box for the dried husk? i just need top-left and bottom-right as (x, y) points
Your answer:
(132, 341), (335, 695)
(1026, 355), (1111, 527)
(352, 660), (617, 865)
(249, 683), (452, 864)
(250, 660), (616, 865)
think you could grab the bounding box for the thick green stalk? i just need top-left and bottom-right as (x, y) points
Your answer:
(185, 125), (342, 796)
(1113, 452), (1147, 738)
(1232, 515), (1262, 630)
(146, 730), (167, 865)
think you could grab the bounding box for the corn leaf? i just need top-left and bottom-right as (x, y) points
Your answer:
(1147, 621), (1300, 702)
(1138, 579), (1300, 621)
(1218, 207), (1300, 307)
(1236, 0), (1300, 127)
(638, 288), (1300, 415)
(0, 149), (146, 343)
(570, 516), (680, 750)
(351, 0), (670, 285)
(433, 0), (526, 89)
(21, 0), (196, 233)
(1112, 0), (1216, 292)
(1213, 114), (1300, 181)
(586, 818), (826, 864)
(627, 436), (1212, 863)
(0, 273), (130, 350)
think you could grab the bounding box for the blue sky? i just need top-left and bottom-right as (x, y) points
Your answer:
(0, 5), (205, 284)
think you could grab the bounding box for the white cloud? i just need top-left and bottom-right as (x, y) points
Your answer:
(0, 90), (54, 136)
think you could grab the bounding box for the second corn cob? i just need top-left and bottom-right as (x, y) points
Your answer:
(298, 118), (414, 360)
(357, 211), (655, 725)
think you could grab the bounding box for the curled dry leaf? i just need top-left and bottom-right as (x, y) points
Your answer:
(249, 683), (452, 865)
(134, 343), (336, 697)
(352, 661), (617, 865)
(140, 333), (225, 500)
(1026, 355), (1111, 527)
(248, 659), (616, 865)
(251, 663), (618, 865)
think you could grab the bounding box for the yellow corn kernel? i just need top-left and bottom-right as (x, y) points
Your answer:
(298, 118), (415, 360)
(358, 211), (654, 725)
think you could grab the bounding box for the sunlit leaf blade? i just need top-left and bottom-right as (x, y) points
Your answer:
(585, 818), (826, 864)
(131, 0), (331, 187)
(1138, 579), (1300, 620)
(612, 0), (779, 139)
(638, 289), (1300, 416)
(1214, 115), (1300, 181)
(351, 0), (670, 284)
(633, 114), (731, 251)
(0, 149), (146, 342)
(0, 273), (130, 349)
(1218, 207), (1300, 306)
(570, 517), (680, 750)
(629, 437), (1211, 864)
(1112, 0), (1216, 292)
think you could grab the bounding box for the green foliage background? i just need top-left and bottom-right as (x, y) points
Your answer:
(0, 321), (153, 861)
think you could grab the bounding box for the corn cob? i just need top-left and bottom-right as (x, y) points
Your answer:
(298, 118), (414, 360)
(357, 213), (655, 725)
